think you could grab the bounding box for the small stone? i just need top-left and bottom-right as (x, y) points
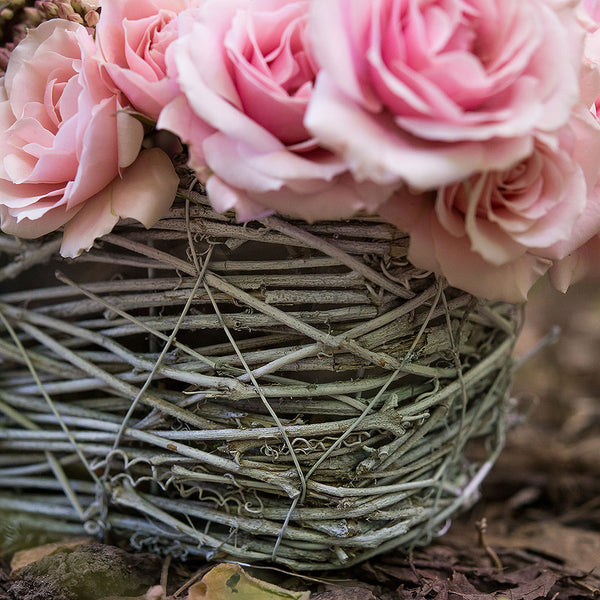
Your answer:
(9, 544), (161, 600)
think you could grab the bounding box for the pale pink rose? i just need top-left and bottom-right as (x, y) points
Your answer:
(379, 109), (600, 302)
(0, 20), (179, 256)
(157, 0), (392, 222)
(96, 0), (193, 121)
(305, 0), (583, 190)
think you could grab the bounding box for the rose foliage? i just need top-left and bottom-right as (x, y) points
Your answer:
(1, 0), (600, 301)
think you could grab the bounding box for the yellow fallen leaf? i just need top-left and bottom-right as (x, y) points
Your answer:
(187, 564), (309, 600)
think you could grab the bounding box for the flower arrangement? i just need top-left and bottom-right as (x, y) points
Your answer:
(4, 0), (590, 568)
(2, 0), (600, 302)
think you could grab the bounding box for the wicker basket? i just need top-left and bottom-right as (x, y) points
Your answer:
(0, 178), (519, 570)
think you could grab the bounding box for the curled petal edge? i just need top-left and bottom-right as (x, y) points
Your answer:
(60, 148), (178, 257)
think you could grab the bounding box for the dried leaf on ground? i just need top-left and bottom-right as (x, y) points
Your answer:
(447, 572), (492, 599)
(187, 563), (309, 600)
(495, 570), (558, 600)
(364, 539), (600, 600)
(486, 522), (600, 572)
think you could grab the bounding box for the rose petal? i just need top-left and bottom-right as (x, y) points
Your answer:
(305, 71), (534, 189)
(0, 179), (65, 209)
(539, 182), (600, 259)
(117, 110), (145, 169)
(104, 62), (179, 119)
(548, 253), (582, 292)
(64, 96), (121, 208)
(203, 132), (345, 193)
(308, 0), (379, 110)
(432, 221), (551, 302)
(61, 148), (178, 257)
(379, 189), (552, 302)
(1, 202), (80, 238)
(59, 187), (120, 258)
(248, 174), (392, 222)
(157, 94), (214, 175)
(111, 147), (179, 226)
(206, 175), (273, 221)
(549, 234), (600, 291)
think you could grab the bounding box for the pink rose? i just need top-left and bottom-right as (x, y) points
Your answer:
(379, 107), (600, 302)
(96, 0), (191, 121)
(305, 0), (583, 190)
(158, 0), (392, 222)
(0, 20), (179, 257)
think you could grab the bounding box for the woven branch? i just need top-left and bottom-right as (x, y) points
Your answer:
(0, 188), (519, 570)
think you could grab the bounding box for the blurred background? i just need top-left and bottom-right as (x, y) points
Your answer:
(448, 274), (600, 573)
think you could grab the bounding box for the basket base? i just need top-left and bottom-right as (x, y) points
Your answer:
(0, 195), (518, 569)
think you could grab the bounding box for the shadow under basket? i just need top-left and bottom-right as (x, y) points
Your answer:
(0, 185), (519, 570)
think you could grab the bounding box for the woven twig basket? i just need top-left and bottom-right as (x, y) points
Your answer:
(0, 178), (519, 570)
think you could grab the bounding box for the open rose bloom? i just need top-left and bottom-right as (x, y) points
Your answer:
(95, 0), (192, 120)
(1, 0), (600, 301)
(301, 0), (600, 301)
(0, 18), (178, 258)
(157, 0), (393, 223)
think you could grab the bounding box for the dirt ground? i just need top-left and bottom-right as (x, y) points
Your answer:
(1, 275), (599, 599)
